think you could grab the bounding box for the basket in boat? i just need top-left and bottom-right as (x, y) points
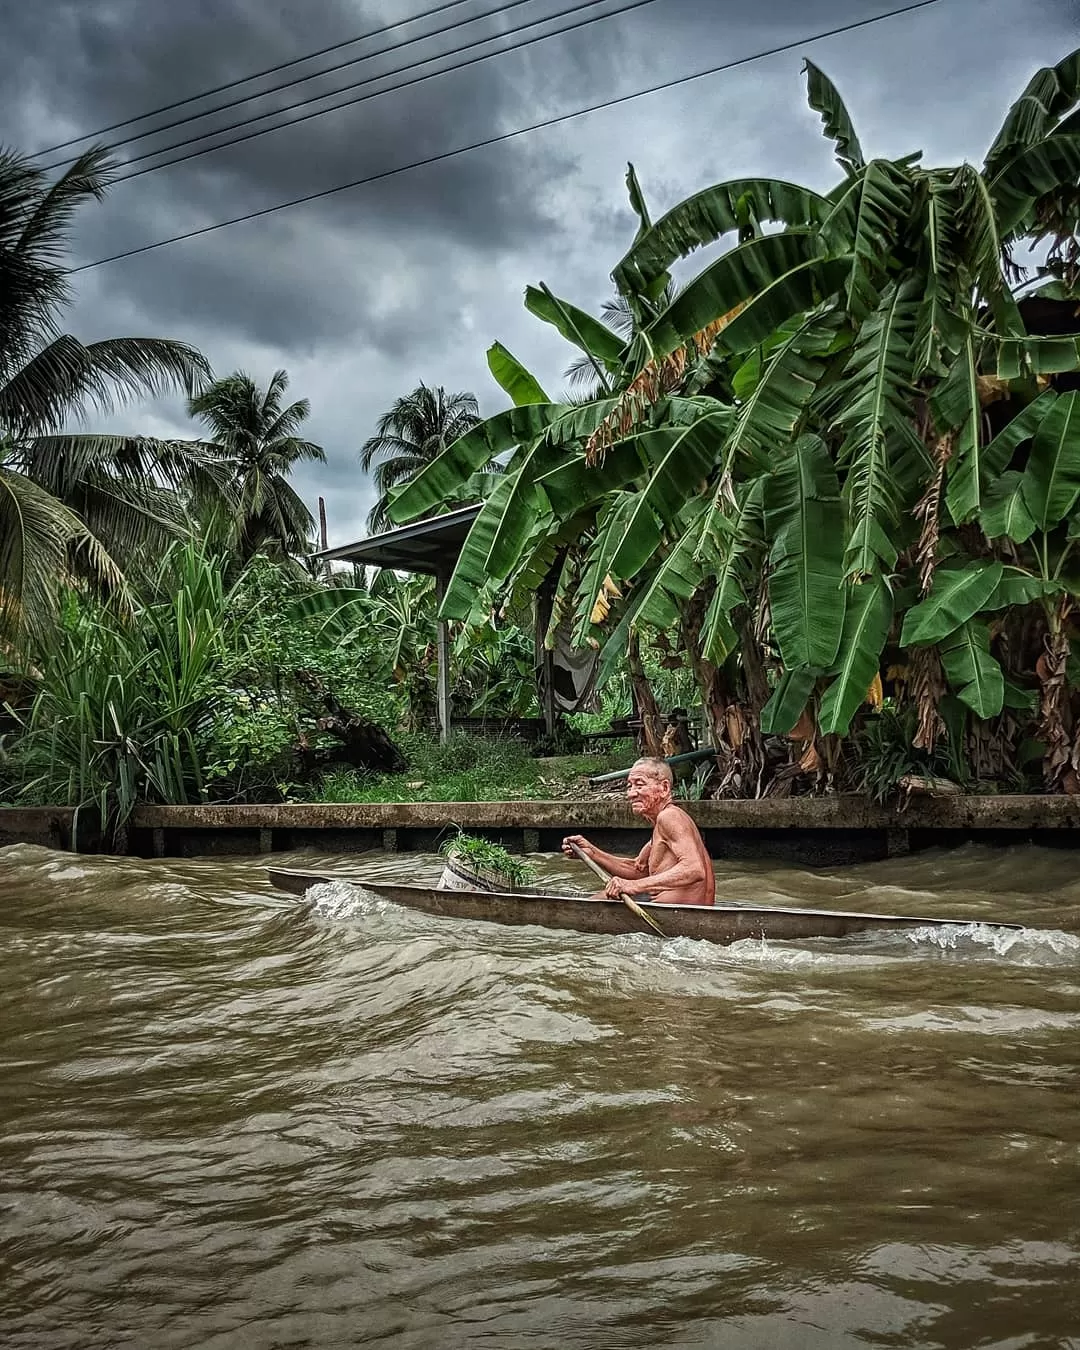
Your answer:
(437, 855), (522, 893)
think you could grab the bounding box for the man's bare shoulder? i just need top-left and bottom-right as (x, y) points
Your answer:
(655, 802), (699, 835)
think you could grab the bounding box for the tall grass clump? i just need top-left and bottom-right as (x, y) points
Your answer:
(11, 543), (233, 847)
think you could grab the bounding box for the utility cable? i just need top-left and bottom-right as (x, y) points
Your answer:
(39, 0), (562, 172)
(107, 0), (647, 186)
(35, 0), (491, 158)
(71, 0), (945, 274)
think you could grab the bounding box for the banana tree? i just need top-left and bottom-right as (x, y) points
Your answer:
(387, 47), (1080, 796)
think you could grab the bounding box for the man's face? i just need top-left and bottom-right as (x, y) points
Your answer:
(626, 768), (669, 817)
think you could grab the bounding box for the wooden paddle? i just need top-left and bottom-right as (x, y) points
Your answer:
(566, 840), (666, 938)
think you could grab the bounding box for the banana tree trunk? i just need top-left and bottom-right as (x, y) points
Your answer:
(1037, 597), (1075, 791)
(627, 631), (665, 756)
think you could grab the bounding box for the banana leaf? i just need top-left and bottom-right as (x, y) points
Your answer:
(713, 257), (852, 358)
(388, 404), (568, 524)
(990, 131), (1080, 234)
(764, 435), (846, 670)
(980, 389), (1057, 478)
(833, 280), (922, 577)
(1019, 390), (1080, 530)
(985, 50), (1080, 175)
(644, 232), (827, 358)
(700, 478), (765, 664)
(487, 342), (548, 406)
(760, 665), (819, 736)
(818, 577), (894, 736)
(940, 619), (1005, 718)
(900, 560), (1004, 646)
(523, 286), (625, 373)
(574, 412), (729, 603)
(804, 60), (865, 176)
(979, 471), (1037, 543)
(719, 309), (842, 472)
(612, 178), (831, 296)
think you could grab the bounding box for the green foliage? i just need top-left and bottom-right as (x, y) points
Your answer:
(9, 543), (231, 843)
(441, 832), (537, 886)
(855, 707), (959, 803)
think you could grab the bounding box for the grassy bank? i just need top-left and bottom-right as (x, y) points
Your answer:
(294, 733), (636, 804)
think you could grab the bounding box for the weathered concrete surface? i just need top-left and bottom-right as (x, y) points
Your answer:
(0, 807), (74, 850)
(128, 795), (1080, 831)
(2, 797), (1078, 862)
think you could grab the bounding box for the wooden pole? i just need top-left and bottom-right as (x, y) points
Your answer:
(318, 496), (328, 551)
(434, 572), (451, 745)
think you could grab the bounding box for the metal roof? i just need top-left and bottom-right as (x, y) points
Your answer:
(319, 503), (482, 576)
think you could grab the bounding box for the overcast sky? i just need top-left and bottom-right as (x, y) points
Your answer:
(2, 0), (1077, 543)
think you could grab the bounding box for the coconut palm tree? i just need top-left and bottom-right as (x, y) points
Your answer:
(0, 145), (212, 649)
(188, 369), (325, 568)
(360, 383), (481, 532)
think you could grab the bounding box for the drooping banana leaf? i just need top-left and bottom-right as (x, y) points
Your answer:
(484, 437), (569, 582)
(573, 493), (640, 644)
(997, 333), (1080, 379)
(985, 565), (1059, 609)
(900, 560), (1004, 646)
(760, 665), (819, 736)
(764, 435), (846, 670)
(911, 173), (970, 377)
(573, 412), (730, 606)
(535, 440), (646, 520)
(630, 499), (712, 633)
(611, 178), (831, 297)
(979, 389), (1057, 478)
(523, 286), (625, 373)
(643, 231), (827, 358)
(437, 475), (518, 620)
(719, 309), (843, 473)
(984, 50), (1080, 176)
(486, 342), (549, 406)
(979, 471), (1037, 543)
(712, 256), (852, 357)
(388, 404), (569, 524)
(803, 60), (865, 176)
(833, 280), (922, 577)
(990, 131), (1080, 235)
(700, 477), (766, 664)
(1019, 390), (1080, 530)
(934, 330), (984, 523)
(940, 618), (1005, 718)
(839, 159), (916, 319)
(818, 576), (894, 736)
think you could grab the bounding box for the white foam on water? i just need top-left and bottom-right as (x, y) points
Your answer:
(305, 879), (394, 921)
(902, 922), (1080, 964)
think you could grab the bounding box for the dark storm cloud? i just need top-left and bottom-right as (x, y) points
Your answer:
(2, 0), (1079, 541)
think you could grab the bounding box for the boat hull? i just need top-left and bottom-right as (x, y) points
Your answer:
(267, 868), (1021, 944)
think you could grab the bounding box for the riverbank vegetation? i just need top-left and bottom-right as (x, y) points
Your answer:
(5, 50), (1080, 845)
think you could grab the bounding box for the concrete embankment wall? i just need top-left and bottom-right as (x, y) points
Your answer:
(3, 797), (1080, 865)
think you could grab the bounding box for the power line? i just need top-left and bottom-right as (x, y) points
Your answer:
(72, 0), (945, 274)
(109, 0), (643, 186)
(35, 0), (489, 158)
(40, 0), (556, 172)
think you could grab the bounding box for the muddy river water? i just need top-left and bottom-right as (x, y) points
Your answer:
(2, 841), (1079, 1348)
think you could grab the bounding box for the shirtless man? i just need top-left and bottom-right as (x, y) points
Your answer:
(562, 757), (715, 906)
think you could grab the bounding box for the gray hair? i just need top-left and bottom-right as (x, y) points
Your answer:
(631, 757), (673, 786)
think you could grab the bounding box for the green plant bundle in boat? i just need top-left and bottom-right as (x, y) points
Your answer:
(439, 833), (537, 892)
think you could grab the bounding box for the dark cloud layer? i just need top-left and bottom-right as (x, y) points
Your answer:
(2, 0), (1078, 539)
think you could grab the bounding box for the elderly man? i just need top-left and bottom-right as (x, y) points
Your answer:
(563, 757), (715, 906)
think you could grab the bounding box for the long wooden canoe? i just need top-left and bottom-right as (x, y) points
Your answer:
(267, 867), (1022, 945)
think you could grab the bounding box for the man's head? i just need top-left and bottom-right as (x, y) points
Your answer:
(626, 757), (674, 820)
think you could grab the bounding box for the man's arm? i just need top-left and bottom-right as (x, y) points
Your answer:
(607, 811), (705, 896)
(562, 834), (647, 880)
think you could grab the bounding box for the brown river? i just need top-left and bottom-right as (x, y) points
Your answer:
(2, 841), (1079, 1349)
